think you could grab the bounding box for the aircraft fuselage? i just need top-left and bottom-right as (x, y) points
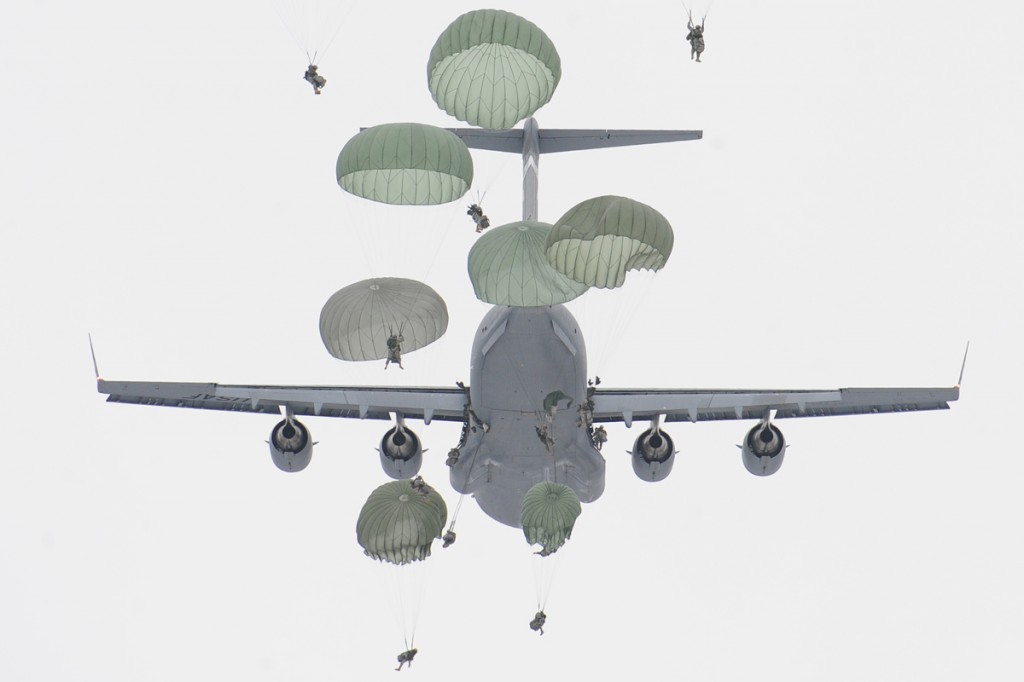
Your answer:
(449, 305), (606, 527)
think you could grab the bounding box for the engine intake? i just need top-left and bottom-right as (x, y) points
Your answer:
(379, 425), (423, 479)
(741, 423), (786, 476)
(269, 418), (312, 472)
(631, 427), (676, 482)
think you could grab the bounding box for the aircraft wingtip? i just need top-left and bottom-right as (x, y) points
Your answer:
(89, 333), (102, 380)
(956, 341), (970, 388)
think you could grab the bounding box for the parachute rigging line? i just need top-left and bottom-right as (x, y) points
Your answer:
(447, 413), (485, 533)
(270, 0), (354, 63)
(680, 0), (711, 24)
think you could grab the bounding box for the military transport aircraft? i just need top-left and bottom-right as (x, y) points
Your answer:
(96, 119), (963, 528)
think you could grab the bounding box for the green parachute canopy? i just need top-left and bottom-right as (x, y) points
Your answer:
(320, 277), (448, 362)
(521, 481), (581, 555)
(336, 123), (473, 205)
(428, 10), (561, 130)
(545, 195), (674, 289)
(357, 479), (448, 565)
(467, 221), (589, 307)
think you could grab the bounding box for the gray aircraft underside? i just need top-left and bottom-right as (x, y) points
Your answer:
(98, 302), (961, 528)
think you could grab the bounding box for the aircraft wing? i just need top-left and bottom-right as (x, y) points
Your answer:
(590, 386), (960, 427)
(97, 379), (468, 425)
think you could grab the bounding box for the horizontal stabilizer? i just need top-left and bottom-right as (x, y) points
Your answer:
(445, 128), (703, 154)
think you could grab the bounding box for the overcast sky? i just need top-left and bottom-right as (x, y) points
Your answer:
(2, 0), (1022, 680)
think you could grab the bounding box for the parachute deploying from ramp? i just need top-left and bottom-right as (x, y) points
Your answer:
(357, 478), (448, 564)
(521, 481), (582, 556)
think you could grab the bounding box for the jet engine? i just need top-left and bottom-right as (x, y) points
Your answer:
(269, 418), (313, 472)
(741, 422), (786, 476)
(379, 424), (423, 479)
(631, 425), (676, 482)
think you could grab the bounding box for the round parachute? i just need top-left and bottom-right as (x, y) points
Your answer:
(427, 10), (561, 130)
(521, 481), (581, 555)
(546, 195), (674, 289)
(336, 123), (473, 205)
(467, 221), (588, 307)
(319, 277), (448, 362)
(356, 479), (448, 565)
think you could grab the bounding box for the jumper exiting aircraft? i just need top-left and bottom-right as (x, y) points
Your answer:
(97, 9), (961, 529)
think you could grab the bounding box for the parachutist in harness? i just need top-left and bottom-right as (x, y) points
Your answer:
(592, 425), (608, 450)
(467, 204), (490, 233)
(303, 64), (326, 94)
(446, 447), (460, 467)
(577, 402), (594, 429)
(467, 407), (489, 433)
(535, 423), (554, 453)
(410, 476), (428, 495)
(442, 530), (456, 548)
(686, 18), (705, 62)
(385, 334), (404, 370)
(529, 610), (547, 635)
(395, 648), (417, 671)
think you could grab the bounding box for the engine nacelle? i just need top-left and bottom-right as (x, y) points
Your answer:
(269, 418), (312, 472)
(379, 425), (423, 479)
(631, 427), (676, 482)
(741, 423), (786, 476)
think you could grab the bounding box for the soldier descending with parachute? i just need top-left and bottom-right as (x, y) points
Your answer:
(467, 191), (490, 233)
(356, 478), (448, 670)
(467, 203), (490, 232)
(521, 481), (582, 635)
(303, 62), (326, 94)
(681, 1), (710, 62)
(385, 332), (404, 370)
(270, 0), (351, 94)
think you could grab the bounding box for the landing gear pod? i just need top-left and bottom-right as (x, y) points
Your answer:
(379, 425), (423, 479)
(269, 418), (312, 472)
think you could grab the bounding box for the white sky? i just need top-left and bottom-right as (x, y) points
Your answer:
(2, 0), (1022, 679)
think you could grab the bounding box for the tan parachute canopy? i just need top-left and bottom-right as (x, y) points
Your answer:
(319, 277), (448, 361)
(521, 481), (581, 555)
(467, 221), (588, 307)
(427, 9), (561, 130)
(336, 122), (473, 205)
(357, 479), (448, 565)
(545, 195), (674, 289)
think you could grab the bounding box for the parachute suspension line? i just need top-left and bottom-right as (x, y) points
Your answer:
(315, 20), (344, 64)
(680, 0), (710, 24)
(531, 547), (562, 611)
(447, 433), (483, 534)
(271, 0), (355, 63)
(592, 272), (661, 377)
(382, 560), (430, 652)
(269, 0), (309, 58)
(539, 551), (562, 610)
(373, 561), (414, 654)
